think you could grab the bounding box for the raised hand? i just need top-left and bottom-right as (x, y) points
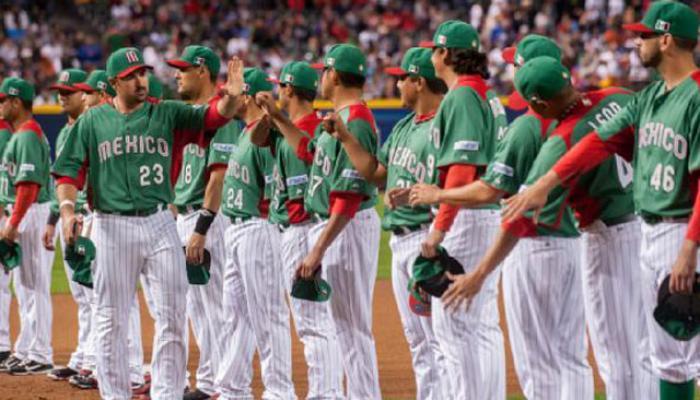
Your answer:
(322, 112), (350, 142)
(222, 57), (245, 97)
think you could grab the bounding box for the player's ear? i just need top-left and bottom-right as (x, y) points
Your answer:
(416, 77), (426, 93)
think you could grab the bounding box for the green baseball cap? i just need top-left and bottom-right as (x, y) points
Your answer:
(243, 67), (274, 96)
(653, 273), (700, 341)
(106, 47), (153, 79)
(385, 47), (437, 80)
(65, 237), (96, 289)
(291, 276), (332, 302)
(420, 20), (480, 51)
(0, 77), (35, 102)
(0, 240), (21, 273)
(50, 69), (88, 92)
(271, 61), (319, 92)
(166, 45), (221, 77)
(408, 246), (465, 299)
(185, 248), (211, 285)
(624, 0), (699, 40)
(75, 70), (116, 97)
(311, 43), (367, 77)
(502, 34), (561, 67)
(148, 74), (163, 99)
(514, 56), (572, 102)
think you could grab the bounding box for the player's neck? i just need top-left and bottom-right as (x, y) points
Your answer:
(243, 106), (266, 125)
(414, 92), (442, 116)
(67, 106), (83, 122)
(331, 87), (363, 112)
(441, 69), (459, 89)
(190, 83), (217, 105)
(11, 110), (32, 130)
(113, 94), (144, 115)
(287, 100), (314, 122)
(659, 54), (699, 91)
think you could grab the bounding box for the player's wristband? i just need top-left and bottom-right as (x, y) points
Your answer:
(47, 211), (60, 227)
(59, 200), (75, 212)
(194, 208), (216, 235)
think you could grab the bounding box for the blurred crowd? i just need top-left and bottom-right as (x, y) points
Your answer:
(2, 0), (699, 105)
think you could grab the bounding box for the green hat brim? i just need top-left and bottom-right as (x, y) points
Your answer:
(291, 277), (332, 302)
(115, 65), (154, 79)
(185, 248), (211, 285)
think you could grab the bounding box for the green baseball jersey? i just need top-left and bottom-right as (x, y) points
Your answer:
(52, 100), (230, 213)
(221, 121), (276, 219)
(173, 120), (241, 208)
(482, 111), (579, 237)
(595, 73), (700, 218)
(0, 120), (14, 205)
(3, 119), (51, 204)
(428, 75), (508, 209)
(268, 112), (321, 226)
(377, 112), (436, 230)
(50, 122), (88, 214)
(304, 104), (378, 219)
(531, 88), (635, 228)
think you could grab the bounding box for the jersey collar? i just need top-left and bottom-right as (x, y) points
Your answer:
(414, 110), (437, 123)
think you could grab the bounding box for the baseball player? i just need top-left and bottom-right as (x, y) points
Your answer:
(259, 43), (383, 399)
(408, 20), (508, 399)
(317, 47), (450, 399)
(167, 45), (238, 400)
(0, 117), (13, 368)
(253, 61), (345, 399)
(214, 67), (296, 400)
(0, 77), (54, 375)
(51, 47), (242, 399)
(79, 69), (116, 107)
(503, 2), (700, 399)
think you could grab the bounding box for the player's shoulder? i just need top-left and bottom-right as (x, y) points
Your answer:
(0, 119), (11, 132)
(509, 111), (548, 138)
(345, 103), (376, 125)
(393, 111), (416, 129)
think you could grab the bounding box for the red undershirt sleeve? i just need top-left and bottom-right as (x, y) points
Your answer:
(329, 192), (364, 219)
(686, 173), (700, 242)
(433, 164), (478, 232)
(501, 216), (538, 238)
(9, 182), (39, 228)
(295, 136), (314, 164)
(202, 98), (230, 131)
(285, 198), (309, 224)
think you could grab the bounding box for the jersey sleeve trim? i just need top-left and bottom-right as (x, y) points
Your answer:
(203, 96), (230, 130)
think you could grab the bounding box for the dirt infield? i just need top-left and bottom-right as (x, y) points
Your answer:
(0, 281), (602, 399)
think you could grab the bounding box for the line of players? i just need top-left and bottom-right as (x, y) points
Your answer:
(0, 1), (697, 399)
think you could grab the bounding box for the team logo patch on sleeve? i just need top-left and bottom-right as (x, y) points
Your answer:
(286, 175), (308, 187)
(19, 163), (35, 173)
(212, 143), (236, 153)
(341, 169), (365, 180)
(453, 140), (479, 151)
(264, 174), (274, 184)
(492, 162), (514, 177)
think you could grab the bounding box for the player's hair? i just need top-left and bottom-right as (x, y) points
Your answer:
(409, 76), (448, 95)
(674, 37), (698, 52)
(444, 48), (490, 79)
(290, 85), (317, 102)
(20, 98), (33, 111)
(336, 70), (366, 89)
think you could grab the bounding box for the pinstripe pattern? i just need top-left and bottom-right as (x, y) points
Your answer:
(433, 208), (505, 400)
(281, 223), (343, 400)
(640, 221), (700, 382)
(388, 228), (448, 400)
(92, 210), (188, 400)
(0, 211), (10, 353)
(217, 218), (295, 400)
(13, 202), (53, 365)
(309, 208), (382, 400)
(581, 219), (657, 399)
(503, 236), (594, 400)
(177, 212), (229, 395)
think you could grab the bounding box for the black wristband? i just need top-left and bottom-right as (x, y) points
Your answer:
(194, 208), (216, 235)
(47, 211), (60, 227)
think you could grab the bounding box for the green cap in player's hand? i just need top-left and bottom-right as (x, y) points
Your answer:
(50, 69), (88, 92)
(623, 0), (699, 41)
(502, 34), (561, 67)
(65, 237), (96, 289)
(514, 56), (572, 102)
(0, 77), (35, 102)
(271, 61), (319, 92)
(420, 20), (480, 51)
(148, 74), (164, 99)
(311, 43), (367, 77)
(291, 275), (332, 302)
(242, 67), (274, 96)
(385, 47), (438, 80)
(107, 47), (153, 79)
(75, 70), (116, 97)
(166, 45), (221, 77)
(0, 240), (21, 273)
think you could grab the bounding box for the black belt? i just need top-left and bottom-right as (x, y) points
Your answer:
(641, 215), (689, 225)
(601, 214), (637, 227)
(228, 215), (254, 225)
(391, 223), (431, 236)
(176, 204), (202, 215)
(99, 204), (165, 217)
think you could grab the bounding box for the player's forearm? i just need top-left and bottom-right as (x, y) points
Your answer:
(270, 113), (305, 151)
(215, 93), (239, 119)
(473, 228), (520, 282)
(532, 170), (563, 198)
(9, 183), (39, 228)
(338, 134), (386, 186)
(311, 213), (352, 256)
(202, 168), (226, 213)
(438, 180), (504, 207)
(56, 182), (78, 220)
(248, 119), (271, 147)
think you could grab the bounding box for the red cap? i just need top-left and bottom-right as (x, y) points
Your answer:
(502, 47), (516, 64)
(622, 22), (654, 34)
(73, 83), (96, 93)
(409, 295), (431, 317)
(310, 63), (325, 70)
(116, 65), (152, 79)
(49, 84), (80, 92)
(165, 59), (193, 69)
(418, 40), (435, 49)
(384, 66), (408, 76)
(507, 91), (529, 111)
(268, 77), (280, 84)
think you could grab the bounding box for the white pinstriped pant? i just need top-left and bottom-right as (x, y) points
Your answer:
(177, 212), (229, 395)
(13, 202), (53, 365)
(389, 228), (448, 400)
(503, 235), (593, 400)
(92, 210), (188, 400)
(433, 209), (505, 400)
(581, 219), (657, 400)
(281, 222), (343, 400)
(640, 221), (700, 383)
(216, 217), (295, 400)
(0, 212), (10, 354)
(310, 208), (382, 400)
